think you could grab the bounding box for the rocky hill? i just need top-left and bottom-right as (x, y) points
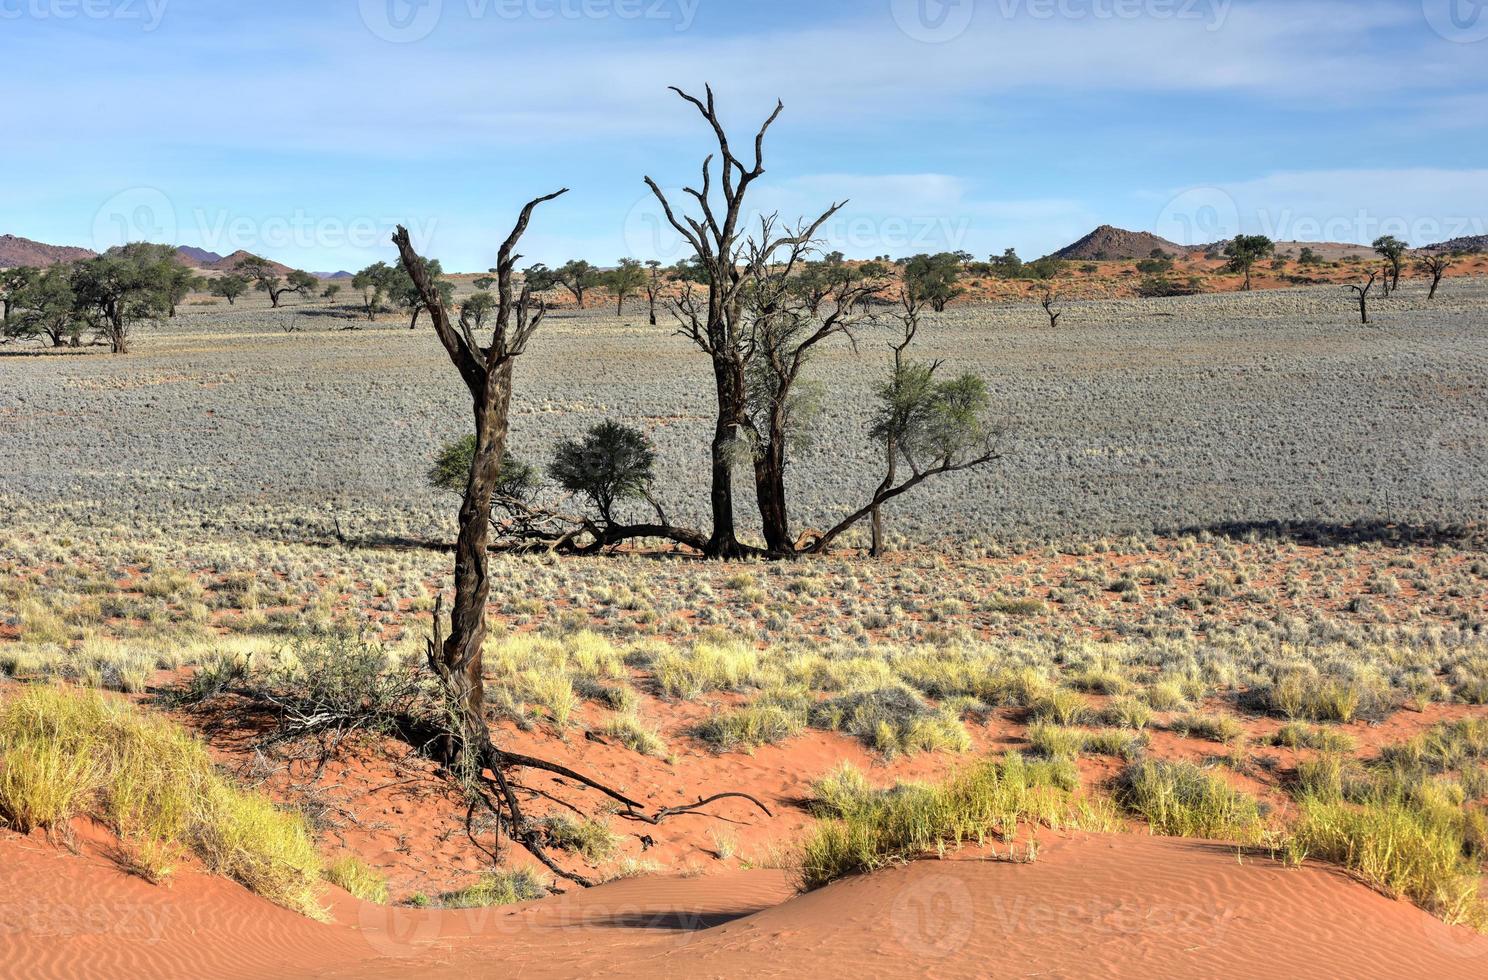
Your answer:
(0, 234), (97, 268)
(1423, 235), (1488, 254)
(1051, 225), (1183, 261)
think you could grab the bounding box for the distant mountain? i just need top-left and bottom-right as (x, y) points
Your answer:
(175, 245), (226, 268)
(1422, 235), (1488, 254)
(208, 250), (294, 275)
(0, 234), (97, 268)
(1051, 225), (1183, 261)
(313, 271), (353, 280)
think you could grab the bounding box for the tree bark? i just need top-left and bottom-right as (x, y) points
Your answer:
(441, 358), (512, 741)
(706, 354), (749, 557)
(753, 414), (792, 556)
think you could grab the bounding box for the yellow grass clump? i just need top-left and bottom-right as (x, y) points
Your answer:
(0, 685), (324, 918)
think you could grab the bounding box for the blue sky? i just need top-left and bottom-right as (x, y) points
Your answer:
(3, 0), (1486, 271)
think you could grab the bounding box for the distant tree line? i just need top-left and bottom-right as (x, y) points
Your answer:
(0, 249), (323, 353)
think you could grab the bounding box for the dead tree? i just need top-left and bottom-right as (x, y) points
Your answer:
(1418, 253), (1452, 300)
(645, 85), (843, 557)
(1348, 271), (1378, 325)
(740, 219), (884, 556)
(1040, 288), (1063, 328)
(643, 260), (666, 326)
(392, 198), (765, 885)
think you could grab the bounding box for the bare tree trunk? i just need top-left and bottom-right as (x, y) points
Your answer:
(440, 358), (512, 743)
(754, 426), (792, 556)
(707, 357), (748, 557)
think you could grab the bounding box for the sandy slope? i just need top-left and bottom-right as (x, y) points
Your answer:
(5, 830), (1486, 979)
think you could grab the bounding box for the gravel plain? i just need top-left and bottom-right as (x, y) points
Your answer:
(2, 279), (1486, 547)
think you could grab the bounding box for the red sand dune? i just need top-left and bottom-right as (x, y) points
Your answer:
(5, 829), (1487, 979)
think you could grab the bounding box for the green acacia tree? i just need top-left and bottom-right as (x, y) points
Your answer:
(209, 273), (250, 305)
(1223, 235), (1275, 291)
(9, 265), (78, 346)
(351, 262), (389, 320)
(1, 266), (39, 332)
(902, 253), (965, 311)
(1373, 235), (1408, 291)
(804, 310), (1003, 555)
(70, 243), (177, 353)
(604, 258), (647, 315)
(386, 257), (452, 329)
(235, 255), (318, 307)
(164, 265), (204, 317)
(555, 259), (602, 308)
(549, 421), (656, 525)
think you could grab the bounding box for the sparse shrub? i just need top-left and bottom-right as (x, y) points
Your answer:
(809, 686), (970, 756)
(1169, 712), (1245, 744)
(799, 753), (1084, 889)
(0, 686), (324, 917)
(600, 712), (667, 757)
(1027, 722), (1086, 759)
(326, 855), (389, 904)
(1103, 696), (1152, 730)
(653, 640), (759, 699)
(541, 815), (619, 864)
(695, 698), (806, 752)
(1117, 759), (1265, 843)
(1288, 797), (1486, 929)
(1029, 687), (1091, 726)
(1273, 723), (1356, 753)
(439, 868), (548, 908)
